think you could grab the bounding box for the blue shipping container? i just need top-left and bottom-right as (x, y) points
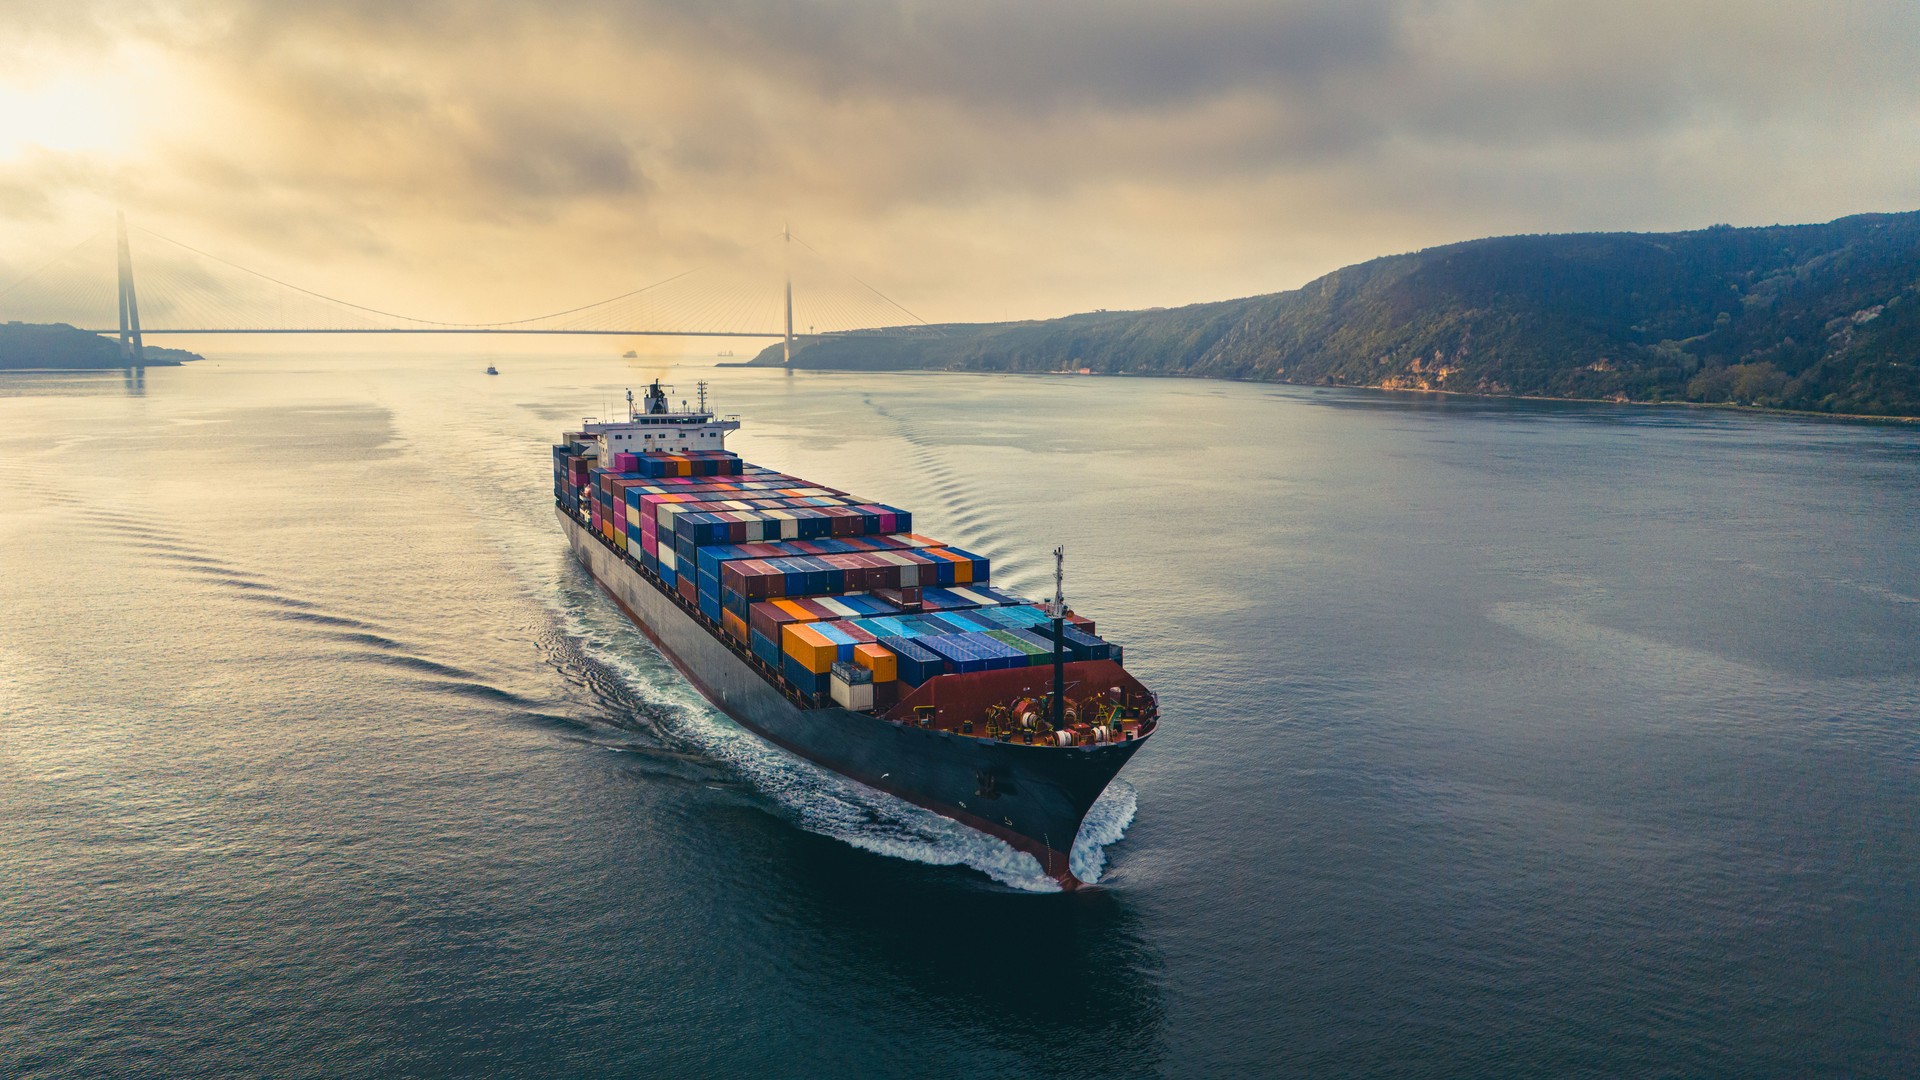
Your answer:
(878, 636), (943, 686)
(752, 628), (782, 668)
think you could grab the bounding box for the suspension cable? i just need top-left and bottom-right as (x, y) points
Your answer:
(132, 226), (709, 329)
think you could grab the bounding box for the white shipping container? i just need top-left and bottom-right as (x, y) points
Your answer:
(829, 675), (875, 711)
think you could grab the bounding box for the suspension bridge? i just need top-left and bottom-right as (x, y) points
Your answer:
(0, 214), (933, 363)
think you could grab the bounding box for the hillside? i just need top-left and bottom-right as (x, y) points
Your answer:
(0, 322), (201, 369)
(754, 211), (1920, 417)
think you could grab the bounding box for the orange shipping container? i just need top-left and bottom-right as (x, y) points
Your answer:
(854, 642), (897, 684)
(926, 548), (973, 584)
(946, 550), (975, 584)
(771, 598), (817, 621)
(782, 623), (836, 674)
(722, 609), (749, 643)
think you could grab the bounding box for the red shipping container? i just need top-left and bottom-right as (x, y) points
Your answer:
(830, 620), (878, 645)
(791, 597), (837, 620)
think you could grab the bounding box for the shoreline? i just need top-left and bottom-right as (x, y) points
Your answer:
(748, 360), (1920, 426)
(1291, 378), (1920, 426)
(0, 361), (188, 372)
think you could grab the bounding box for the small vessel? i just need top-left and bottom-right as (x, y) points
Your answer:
(485, 365), (499, 375)
(553, 380), (1158, 888)
(622, 350), (639, 358)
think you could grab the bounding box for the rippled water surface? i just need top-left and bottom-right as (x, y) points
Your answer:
(2, 354), (1916, 1077)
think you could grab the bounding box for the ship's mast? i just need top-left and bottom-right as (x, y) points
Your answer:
(696, 380), (709, 416)
(1048, 545), (1067, 730)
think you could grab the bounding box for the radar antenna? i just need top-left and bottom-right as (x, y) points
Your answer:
(1048, 546), (1068, 729)
(1047, 546), (1067, 618)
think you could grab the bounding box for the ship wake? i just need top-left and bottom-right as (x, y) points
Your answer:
(737, 751), (1138, 894)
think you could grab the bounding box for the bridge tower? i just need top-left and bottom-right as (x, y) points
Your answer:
(114, 211), (145, 363)
(783, 223), (795, 365)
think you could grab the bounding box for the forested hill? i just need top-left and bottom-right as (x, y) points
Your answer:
(0, 322), (201, 369)
(754, 211), (1920, 417)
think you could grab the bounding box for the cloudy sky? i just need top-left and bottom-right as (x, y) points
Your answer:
(3, 0), (1918, 331)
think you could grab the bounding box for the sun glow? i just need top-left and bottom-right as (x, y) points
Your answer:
(0, 80), (127, 160)
(0, 47), (177, 163)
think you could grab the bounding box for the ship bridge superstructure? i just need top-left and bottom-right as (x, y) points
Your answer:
(581, 379), (740, 459)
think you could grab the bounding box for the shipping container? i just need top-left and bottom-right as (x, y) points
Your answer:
(917, 631), (1027, 674)
(853, 642), (897, 683)
(751, 627), (782, 669)
(984, 628), (1051, 666)
(782, 652), (828, 697)
(781, 623), (837, 674)
(876, 636), (943, 687)
(1058, 625), (1111, 661)
(562, 432), (1133, 732)
(829, 670), (875, 711)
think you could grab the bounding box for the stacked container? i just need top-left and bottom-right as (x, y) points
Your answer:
(561, 443), (1126, 710)
(615, 450), (744, 478)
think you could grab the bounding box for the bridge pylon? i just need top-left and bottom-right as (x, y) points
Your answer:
(115, 211), (145, 363)
(782, 222), (793, 365)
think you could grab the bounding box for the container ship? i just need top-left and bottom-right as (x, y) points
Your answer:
(553, 381), (1158, 888)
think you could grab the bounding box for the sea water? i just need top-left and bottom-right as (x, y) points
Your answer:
(2, 354), (1915, 1076)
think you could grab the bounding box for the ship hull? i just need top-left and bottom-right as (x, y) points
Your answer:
(559, 508), (1147, 888)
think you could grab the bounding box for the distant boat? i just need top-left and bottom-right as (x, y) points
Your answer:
(622, 350), (638, 358)
(718, 350), (734, 357)
(485, 365), (499, 375)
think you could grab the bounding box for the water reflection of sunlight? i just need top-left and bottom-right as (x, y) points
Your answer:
(0, 369), (141, 399)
